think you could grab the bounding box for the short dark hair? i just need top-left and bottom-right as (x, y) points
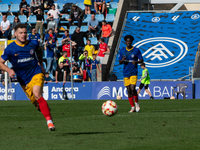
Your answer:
(14, 24), (27, 31)
(45, 72), (49, 75)
(102, 20), (106, 23)
(124, 35), (134, 42)
(100, 38), (104, 42)
(92, 53), (96, 56)
(140, 63), (145, 67)
(32, 28), (36, 31)
(87, 39), (91, 42)
(65, 30), (69, 33)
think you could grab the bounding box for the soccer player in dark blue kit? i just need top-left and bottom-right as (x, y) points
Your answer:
(119, 35), (143, 113)
(0, 24), (55, 131)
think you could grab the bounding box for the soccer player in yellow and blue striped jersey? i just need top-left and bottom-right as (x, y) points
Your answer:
(0, 24), (55, 131)
(119, 35), (143, 113)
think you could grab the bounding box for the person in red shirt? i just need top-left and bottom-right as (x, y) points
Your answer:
(96, 38), (110, 64)
(101, 20), (112, 44)
(62, 37), (77, 58)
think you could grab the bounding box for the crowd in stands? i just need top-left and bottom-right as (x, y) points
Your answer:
(0, 0), (117, 83)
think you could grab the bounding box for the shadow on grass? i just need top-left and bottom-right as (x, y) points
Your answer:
(60, 131), (125, 136)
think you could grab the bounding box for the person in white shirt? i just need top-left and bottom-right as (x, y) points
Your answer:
(0, 15), (10, 39)
(47, 4), (62, 28)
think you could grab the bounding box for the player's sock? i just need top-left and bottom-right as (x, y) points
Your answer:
(133, 95), (138, 103)
(128, 97), (134, 107)
(37, 97), (52, 121)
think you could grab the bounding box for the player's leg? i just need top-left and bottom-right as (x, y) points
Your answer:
(124, 77), (134, 112)
(144, 84), (154, 99)
(137, 83), (144, 95)
(130, 76), (140, 112)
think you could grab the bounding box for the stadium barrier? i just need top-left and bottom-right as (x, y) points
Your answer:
(0, 81), (193, 100)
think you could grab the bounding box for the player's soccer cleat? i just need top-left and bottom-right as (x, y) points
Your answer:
(135, 103), (140, 112)
(150, 96), (154, 99)
(128, 107), (135, 113)
(48, 123), (55, 131)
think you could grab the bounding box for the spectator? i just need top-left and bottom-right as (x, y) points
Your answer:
(71, 27), (88, 62)
(47, 15), (58, 34)
(35, 8), (44, 42)
(69, 4), (84, 28)
(96, 38), (110, 64)
(94, 0), (106, 14)
(10, 16), (21, 39)
(44, 72), (53, 83)
(55, 62), (66, 84)
(0, 15), (10, 39)
(87, 14), (99, 37)
(47, 4), (61, 28)
(101, 20), (112, 44)
(62, 37), (76, 58)
(84, 0), (92, 14)
(79, 50), (93, 79)
(58, 51), (71, 81)
(45, 36), (57, 74)
(41, 0), (53, 12)
(45, 28), (58, 45)
(62, 30), (71, 40)
(30, 0), (41, 15)
(28, 28), (40, 45)
(72, 63), (83, 76)
(20, 0), (31, 16)
(84, 39), (95, 57)
(90, 54), (101, 81)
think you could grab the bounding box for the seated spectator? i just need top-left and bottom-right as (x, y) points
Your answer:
(101, 20), (112, 44)
(58, 51), (71, 81)
(94, 0), (106, 14)
(0, 15), (10, 39)
(55, 62), (66, 84)
(71, 27), (88, 62)
(30, 0), (41, 15)
(42, 0), (53, 12)
(28, 28), (40, 45)
(47, 4), (61, 28)
(10, 16), (21, 39)
(72, 63), (83, 76)
(45, 36), (57, 75)
(62, 30), (70, 40)
(84, 39), (95, 57)
(87, 14), (99, 37)
(20, 0), (31, 16)
(45, 28), (58, 45)
(44, 72), (53, 84)
(35, 8), (44, 41)
(69, 4), (84, 28)
(47, 15), (58, 34)
(79, 50), (93, 79)
(90, 54), (101, 81)
(84, 0), (92, 14)
(96, 38), (110, 64)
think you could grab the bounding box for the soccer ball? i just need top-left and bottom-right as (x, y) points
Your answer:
(170, 96), (175, 99)
(102, 100), (118, 116)
(116, 95), (122, 100)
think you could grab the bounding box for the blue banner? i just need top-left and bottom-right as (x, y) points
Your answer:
(113, 11), (200, 80)
(0, 81), (193, 100)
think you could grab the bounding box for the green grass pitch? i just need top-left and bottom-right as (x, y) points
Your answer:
(0, 99), (200, 150)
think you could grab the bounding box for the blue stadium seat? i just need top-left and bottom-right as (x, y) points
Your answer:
(10, 4), (20, 14)
(7, 62), (12, 68)
(69, 26), (77, 35)
(43, 62), (46, 70)
(83, 37), (87, 45)
(0, 4), (9, 13)
(76, 3), (85, 10)
(28, 15), (37, 24)
(57, 38), (62, 46)
(59, 26), (67, 35)
(89, 37), (98, 45)
(83, 14), (91, 23)
(43, 50), (47, 59)
(7, 15), (15, 24)
(43, 15), (48, 24)
(38, 26), (46, 35)
(60, 14), (69, 24)
(56, 3), (63, 12)
(95, 14), (104, 22)
(18, 15), (27, 24)
(109, 2), (118, 9)
(106, 14), (115, 22)
(80, 26), (88, 32)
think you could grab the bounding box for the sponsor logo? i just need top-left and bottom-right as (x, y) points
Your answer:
(14, 53), (20, 56)
(191, 14), (200, 20)
(43, 86), (49, 100)
(152, 17), (160, 22)
(131, 54), (134, 58)
(30, 49), (35, 55)
(97, 86), (111, 99)
(132, 16), (140, 21)
(18, 57), (34, 63)
(133, 37), (188, 68)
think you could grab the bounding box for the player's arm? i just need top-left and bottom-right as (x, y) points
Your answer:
(118, 50), (126, 64)
(55, 71), (58, 84)
(35, 47), (45, 74)
(64, 71), (66, 83)
(140, 70), (147, 80)
(132, 49), (143, 65)
(0, 57), (15, 78)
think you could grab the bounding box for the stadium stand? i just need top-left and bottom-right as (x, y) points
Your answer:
(7, 15), (15, 24)
(76, 3), (85, 11)
(80, 26), (88, 32)
(83, 14), (91, 23)
(0, 4), (9, 14)
(27, 15), (37, 24)
(18, 15), (27, 24)
(56, 3), (63, 12)
(109, 2), (118, 9)
(95, 14), (104, 22)
(10, 4), (20, 15)
(105, 14), (115, 22)
(60, 14), (69, 24)
(69, 26), (77, 35)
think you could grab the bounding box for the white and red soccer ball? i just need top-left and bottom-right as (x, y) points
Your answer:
(102, 100), (118, 116)
(116, 95), (122, 100)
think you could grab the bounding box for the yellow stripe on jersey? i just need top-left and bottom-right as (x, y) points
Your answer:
(15, 40), (28, 47)
(126, 46), (134, 51)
